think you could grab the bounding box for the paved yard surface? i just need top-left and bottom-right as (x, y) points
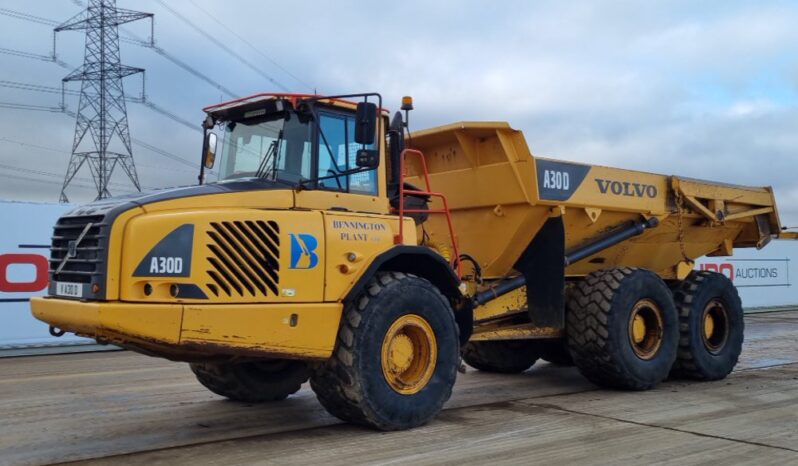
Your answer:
(1, 311), (796, 466)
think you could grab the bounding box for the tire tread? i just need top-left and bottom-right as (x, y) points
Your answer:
(310, 272), (458, 430)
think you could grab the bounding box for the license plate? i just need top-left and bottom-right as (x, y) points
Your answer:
(55, 282), (83, 298)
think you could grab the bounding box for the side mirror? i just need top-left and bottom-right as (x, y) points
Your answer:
(204, 132), (217, 169)
(354, 102), (377, 145)
(355, 149), (379, 169)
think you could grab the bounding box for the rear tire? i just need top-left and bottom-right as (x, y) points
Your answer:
(544, 283), (575, 366)
(310, 272), (459, 431)
(190, 359), (309, 402)
(670, 271), (744, 380)
(462, 340), (541, 373)
(567, 267), (678, 390)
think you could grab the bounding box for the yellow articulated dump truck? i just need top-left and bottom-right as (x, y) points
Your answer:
(32, 92), (784, 430)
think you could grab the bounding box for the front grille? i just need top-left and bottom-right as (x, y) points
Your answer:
(50, 215), (107, 284)
(205, 220), (280, 297)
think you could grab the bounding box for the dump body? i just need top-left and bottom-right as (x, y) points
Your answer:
(407, 122), (780, 281)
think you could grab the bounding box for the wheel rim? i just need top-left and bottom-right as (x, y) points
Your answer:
(381, 314), (437, 395)
(702, 299), (729, 354)
(627, 298), (664, 360)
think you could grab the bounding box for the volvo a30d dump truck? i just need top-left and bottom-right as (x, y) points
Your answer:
(32, 92), (785, 430)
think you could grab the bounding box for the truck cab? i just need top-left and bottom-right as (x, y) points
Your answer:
(203, 93), (389, 213)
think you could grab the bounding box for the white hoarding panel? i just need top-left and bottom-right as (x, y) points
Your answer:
(1, 198), (796, 350)
(695, 239), (798, 308)
(0, 200), (91, 348)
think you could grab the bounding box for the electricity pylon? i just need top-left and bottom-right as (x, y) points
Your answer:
(55, 0), (152, 202)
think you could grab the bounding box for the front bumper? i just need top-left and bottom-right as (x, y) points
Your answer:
(30, 297), (342, 361)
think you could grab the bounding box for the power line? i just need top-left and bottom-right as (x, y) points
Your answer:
(147, 44), (238, 99)
(0, 161), (72, 178)
(0, 79), (78, 97)
(0, 136), (72, 154)
(0, 6), (239, 99)
(186, 0), (314, 92)
(0, 46), (71, 69)
(0, 7), (57, 26)
(0, 170), (98, 191)
(131, 138), (196, 169)
(58, 108), (203, 171)
(141, 100), (201, 132)
(117, 27), (239, 98)
(153, 0), (291, 92)
(100, 8), (240, 98)
(0, 79), (200, 131)
(0, 160), (157, 190)
(0, 173), (96, 190)
(0, 101), (64, 113)
(0, 103), (208, 175)
(0, 136), (206, 176)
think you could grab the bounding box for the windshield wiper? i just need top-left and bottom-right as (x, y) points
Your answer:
(255, 131), (282, 179)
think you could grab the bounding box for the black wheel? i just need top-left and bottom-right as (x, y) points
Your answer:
(310, 272), (459, 431)
(670, 271), (743, 380)
(462, 340), (540, 373)
(540, 340), (574, 366)
(567, 267), (678, 390)
(190, 359), (310, 402)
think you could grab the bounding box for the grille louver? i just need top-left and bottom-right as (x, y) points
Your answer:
(205, 220), (280, 297)
(50, 215), (107, 284)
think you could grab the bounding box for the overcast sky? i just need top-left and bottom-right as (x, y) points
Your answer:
(1, 1), (797, 226)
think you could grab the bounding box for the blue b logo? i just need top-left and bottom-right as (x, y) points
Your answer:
(289, 233), (319, 269)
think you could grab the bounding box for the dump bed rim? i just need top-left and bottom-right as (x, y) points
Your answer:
(411, 121), (774, 195)
(534, 156), (773, 194)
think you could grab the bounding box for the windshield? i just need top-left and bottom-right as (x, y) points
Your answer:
(214, 107), (378, 195)
(218, 113), (312, 184)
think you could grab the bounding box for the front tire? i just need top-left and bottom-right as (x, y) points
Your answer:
(670, 271), (744, 380)
(567, 267), (678, 390)
(190, 359), (310, 402)
(310, 272), (459, 431)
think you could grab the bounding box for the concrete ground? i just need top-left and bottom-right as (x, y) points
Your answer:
(1, 311), (796, 466)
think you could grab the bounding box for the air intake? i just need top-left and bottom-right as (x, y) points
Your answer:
(205, 220), (280, 297)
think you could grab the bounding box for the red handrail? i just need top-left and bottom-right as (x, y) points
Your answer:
(394, 149), (462, 278)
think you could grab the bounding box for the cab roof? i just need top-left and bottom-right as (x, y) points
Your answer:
(203, 93), (389, 119)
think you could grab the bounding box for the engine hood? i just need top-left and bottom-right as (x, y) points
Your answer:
(64, 179), (291, 219)
(50, 179), (294, 302)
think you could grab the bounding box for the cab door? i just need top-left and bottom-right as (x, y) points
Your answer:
(294, 108), (389, 214)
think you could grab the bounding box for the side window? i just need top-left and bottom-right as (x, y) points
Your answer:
(317, 111), (378, 195)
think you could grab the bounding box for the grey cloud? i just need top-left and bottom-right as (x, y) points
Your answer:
(0, 0), (796, 229)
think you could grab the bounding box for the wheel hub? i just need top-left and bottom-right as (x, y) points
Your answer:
(703, 313), (715, 341)
(386, 334), (414, 374)
(632, 314), (647, 344)
(627, 299), (664, 360)
(702, 299), (729, 354)
(381, 314), (437, 395)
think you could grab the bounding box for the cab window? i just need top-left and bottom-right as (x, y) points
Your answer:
(317, 111), (377, 194)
